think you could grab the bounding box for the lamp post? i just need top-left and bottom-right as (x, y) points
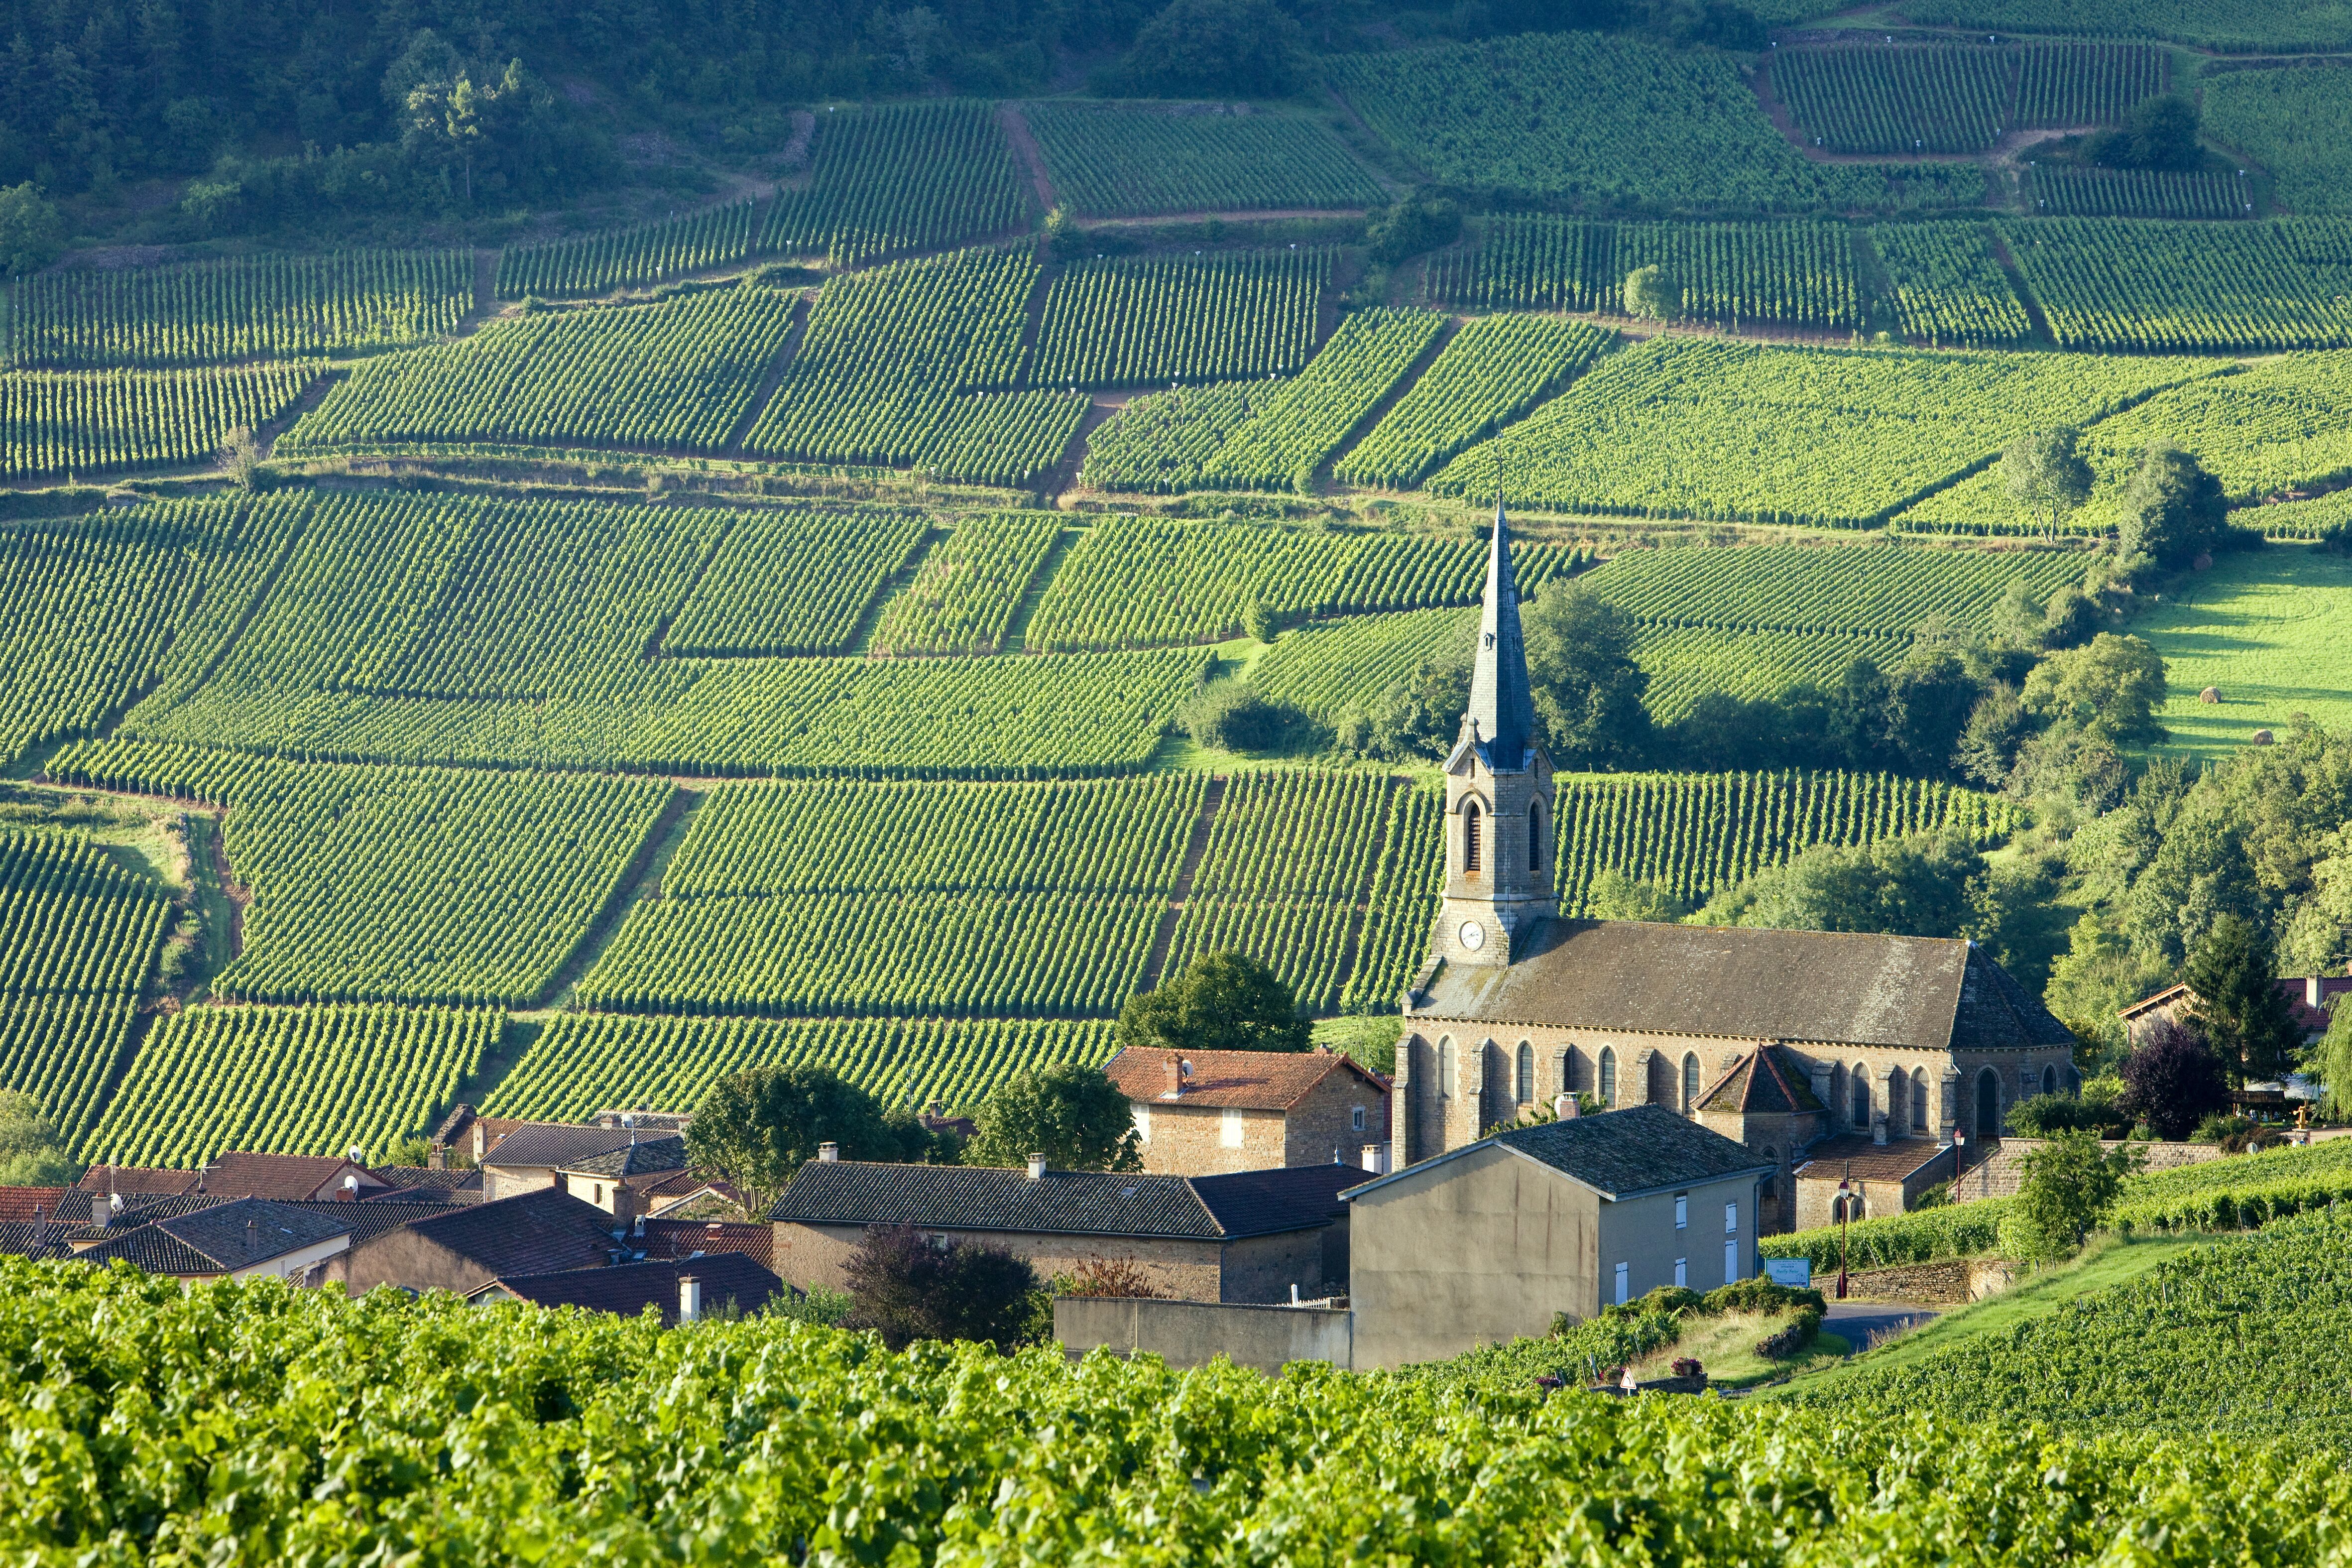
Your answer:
(1953, 1126), (1968, 1199)
(1836, 1163), (1852, 1301)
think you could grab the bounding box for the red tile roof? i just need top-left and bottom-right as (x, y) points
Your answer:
(0, 1186), (70, 1223)
(74, 1166), (202, 1197)
(639, 1218), (774, 1272)
(199, 1152), (389, 1201)
(1103, 1047), (1388, 1112)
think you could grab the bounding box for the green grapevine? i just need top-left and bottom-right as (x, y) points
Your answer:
(1022, 104), (1384, 217)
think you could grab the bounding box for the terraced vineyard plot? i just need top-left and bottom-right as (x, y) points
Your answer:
(1080, 381), (1267, 494)
(2014, 42), (2165, 125)
(1200, 308), (1444, 492)
(2235, 489), (2352, 540)
(0, 831), (170, 1147)
(1578, 543), (2089, 637)
(1427, 336), (2218, 526)
(1773, 46), (2010, 155)
(1340, 785), (1443, 1014)
(662, 507), (929, 659)
(1253, 607), (1476, 720)
(86, 1004), (496, 1167)
(1427, 217), (1862, 331)
(762, 100), (1029, 267)
(8, 251), (470, 367)
(1633, 625), (1910, 723)
(2026, 166), (2249, 220)
(1025, 515), (1576, 651)
(278, 285), (796, 456)
(1906, 0), (2352, 54)
(744, 247), (1037, 468)
(1330, 33), (1984, 214)
(2204, 63), (2352, 217)
(1336, 317), (1612, 489)
(1032, 249), (1327, 388)
(484, 1014), (1117, 1122)
(496, 200), (761, 298)
(912, 390), (1088, 487)
(1996, 217), (2352, 351)
(46, 742), (671, 1007)
(1023, 105), (1385, 217)
(867, 512), (1059, 656)
(1870, 223), (2034, 346)
(0, 363), (318, 478)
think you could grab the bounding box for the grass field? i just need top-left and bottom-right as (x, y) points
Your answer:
(2132, 546), (2352, 761)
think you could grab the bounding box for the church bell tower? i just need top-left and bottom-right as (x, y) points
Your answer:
(1431, 499), (1556, 968)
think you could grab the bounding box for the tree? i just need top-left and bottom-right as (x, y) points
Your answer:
(218, 427), (263, 491)
(2020, 632), (2167, 744)
(2116, 443), (2227, 568)
(963, 1063), (1142, 1172)
(1584, 868), (1690, 922)
(2002, 1130), (2138, 1261)
(684, 1064), (896, 1216)
(1178, 681), (1294, 753)
(2088, 95), (2202, 172)
(0, 183), (65, 275)
(2118, 1017), (2231, 1139)
(2185, 913), (2302, 1086)
(1522, 585), (1651, 768)
(1243, 600), (1279, 643)
(1623, 264), (1677, 320)
(0, 1092), (76, 1186)
(841, 1223), (1042, 1351)
(1340, 650), (1469, 763)
(2313, 997), (2352, 1119)
(1117, 950), (1310, 1055)
(1107, 0), (1311, 97)
(1697, 833), (1980, 939)
(1999, 428), (2093, 542)
(1365, 191), (1461, 265)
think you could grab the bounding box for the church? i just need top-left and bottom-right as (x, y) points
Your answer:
(1389, 507), (2080, 1230)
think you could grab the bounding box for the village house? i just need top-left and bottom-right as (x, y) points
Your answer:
(72, 1197), (356, 1283)
(476, 1125), (688, 1209)
(328, 1188), (633, 1296)
(1103, 1046), (1391, 1176)
(468, 1252), (784, 1325)
(74, 1150), (395, 1203)
(771, 1151), (1357, 1303)
(2120, 975), (2352, 1046)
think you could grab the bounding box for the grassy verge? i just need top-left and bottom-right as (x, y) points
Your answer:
(1626, 1310), (1851, 1388)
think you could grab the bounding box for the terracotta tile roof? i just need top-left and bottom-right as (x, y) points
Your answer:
(473, 1253), (784, 1325)
(0, 1186), (71, 1223)
(639, 1218), (774, 1271)
(1103, 1047), (1388, 1111)
(1793, 1135), (1954, 1185)
(200, 1152), (388, 1201)
(1696, 1046), (1826, 1116)
(773, 1161), (1351, 1241)
(2122, 977), (2352, 1040)
(73, 1165), (201, 1198)
(367, 1166), (484, 1203)
(77, 1198), (353, 1275)
(394, 1189), (625, 1277)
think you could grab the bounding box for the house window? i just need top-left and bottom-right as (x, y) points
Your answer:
(593, 1184), (604, 1205)
(1529, 801), (1545, 872)
(1681, 1053), (1700, 1113)
(1599, 1047), (1616, 1105)
(1351, 1105), (1366, 1132)
(1851, 1066), (1870, 1128)
(1464, 803), (1482, 875)
(1724, 1201), (1738, 1235)
(1515, 1043), (1533, 1103)
(1913, 1069), (1929, 1130)
(1724, 1239), (1740, 1285)
(1674, 1194), (1688, 1230)
(1221, 1109), (1245, 1148)
(1674, 1257), (1687, 1288)
(1133, 1105), (1152, 1143)
(1614, 1262), (1629, 1306)
(1439, 1037), (1457, 1099)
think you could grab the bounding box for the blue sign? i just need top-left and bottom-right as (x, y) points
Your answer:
(1764, 1257), (1811, 1288)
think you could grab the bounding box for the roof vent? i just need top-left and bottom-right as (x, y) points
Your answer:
(246, 1217), (258, 1252)
(1026, 1152), (1048, 1181)
(817, 1142), (839, 1163)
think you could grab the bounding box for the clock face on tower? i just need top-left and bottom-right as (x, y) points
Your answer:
(1458, 920), (1486, 952)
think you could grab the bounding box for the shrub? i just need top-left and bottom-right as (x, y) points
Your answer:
(1179, 681), (1295, 753)
(2119, 1017), (2232, 1139)
(841, 1223), (1043, 1352)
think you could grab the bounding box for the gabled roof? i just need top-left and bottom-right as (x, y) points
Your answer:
(1695, 1046), (1826, 1116)
(63, 1192), (234, 1244)
(1451, 499), (1537, 774)
(1793, 1135), (1953, 1185)
(279, 1197), (462, 1247)
(77, 1197), (352, 1275)
(394, 1188), (623, 1276)
(1346, 1105), (1773, 1204)
(1103, 1047), (1388, 1111)
(471, 1252), (784, 1325)
(1416, 921), (2074, 1054)
(640, 1218), (774, 1271)
(772, 1161), (1351, 1241)
(74, 1165), (201, 1198)
(367, 1166), (484, 1203)
(560, 1137), (688, 1179)
(0, 1218), (71, 1260)
(0, 1186), (70, 1223)
(480, 1125), (677, 1171)
(200, 1152), (388, 1201)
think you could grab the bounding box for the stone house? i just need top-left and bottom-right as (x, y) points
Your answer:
(2120, 976), (2352, 1046)
(477, 1125), (688, 1213)
(1103, 1046), (1391, 1176)
(769, 1156), (1358, 1303)
(1343, 1106), (1773, 1370)
(328, 1188), (630, 1296)
(72, 1197), (355, 1282)
(1790, 1136), (1958, 1231)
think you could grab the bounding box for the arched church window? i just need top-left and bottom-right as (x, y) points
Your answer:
(1599, 1047), (1616, 1106)
(1464, 803), (1483, 875)
(2041, 1063), (2057, 1097)
(1515, 1043), (1533, 1103)
(1851, 1065), (1870, 1128)
(1563, 1049), (1583, 1094)
(1439, 1037), (1457, 1099)
(1529, 801), (1545, 873)
(1912, 1068), (1929, 1130)
(1681, 1053), (1700, 1113)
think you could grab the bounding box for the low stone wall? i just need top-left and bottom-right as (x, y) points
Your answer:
(1840, 1257), (2016, 1305)
(1954, 1138), (2225, 1203)
(1056, 1297), (1354, 1373)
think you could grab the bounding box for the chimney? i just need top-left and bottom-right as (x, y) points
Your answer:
(817, 1142), (839, 1163)
(341, 1174), (360, 1202)
(429, 1142), (447, 1171)
(246, 1217), (258, 1253)
(1361, 1142), (1385, 1173)
(91, 1191), (113, 1226)
(678, 1274), (702, 1324)
(1553, 1093), (1578, 1121)
(611, 1180), (641, 1229)
(473, 1123), (486, 1161)
(1164, 1055), (1183, 1098)
(2311, 976), (2324, 1010)
(1026, 1152), (1048, 1181)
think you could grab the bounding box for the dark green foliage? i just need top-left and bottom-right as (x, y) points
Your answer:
(2185, 914), (2304, 1086)
(1366, 193), (1463, 266)
(1180, 682), (1297, 754)
(0, 184), (64, 275)
(2118, 1017), (2231, 1139)
(0, 1091), (75, 1186)
(685, 1064), (897, 1216)
(2086, 96), (2203, 173)
(1102, 0), (1310, 97)
(2008, 1091), (2128, 1137)
(841, 1223), (1043, 1352)
(2117, 444), (2229, 568)
(2000, 428), (2094, 540)
(1118, 950), (1310, 1056)
(962, 1064), (1142, 1173)
(1523, 586), (1651, 770)
(1697, 833), (1982, 939)
(2007, 1130), (2137, 1260)
(1335, 649), (1471, 765)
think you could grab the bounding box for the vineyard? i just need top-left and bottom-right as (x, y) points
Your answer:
(911, 389), (1089, 487)
(277, 284), (797, 457)
(1251, 606), (1477, 720)
(1995, 217), (2352, 352)
(1425, 336), (2217, 526)
(761, 100), (1029, 267)
(1077, 380), (1269, 494)
(1021, 104), (1385, 217)
(1869, 223), (2034, 347)
(7, 251), (470, 366)
(1773, 46), (2010, 154)
(1030, 248), (1328, 388)
(0, 362), (318, 479)
(2026, 166), (2250, 220)
(1425, 217), (1863, 332)
(662, 507), (929, 659)
(483, 1013), (1117, 1123)
(1633, 626), (1910, 723)
(84, 1004), (497, 1166)
(1023, 514), (1577, 652)
(1328, 32), (1987, 214)
(0, 831), (169, 1147)
(2203, 63), (2352, 217)
(1335, 316), (1613, 489)
(496, 201), (762, 299)
(1341, 785), (1444, 1013)
(1194, 308), (1444, 491)
(1576, 544), (2090, 638)
(866, 512), (1059, 657)
(45, 741), (672, 1007)
(2013, 42), (2164, 125)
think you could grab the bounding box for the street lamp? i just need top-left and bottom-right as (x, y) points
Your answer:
(1836, 1161), (1853, 1301)
(1953, 1126), (1967, 1199)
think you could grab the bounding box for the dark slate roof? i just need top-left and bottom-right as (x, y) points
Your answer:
(562, 1137), (688, 1179)
(480, 1125), (668, 1171)
(1415, 921), (2073, 1053)
(397, 1188), (624, 1276)
(280, 1198), (460, 1246)
(1793, 1135), (1954, 1184)
(0, 1219), (71, 1260)
(61, 1192), (232, 1243)
(640, 1218), (775, 1271)
(1456, 500), (1537, 771)
(773, 1161), (1348, 1240)
(1348, 1105), (1773, 1205)
(74, 1226), (221, 1275)
(1695, 1046), (1826, 1116)
(78, 1197), (352, 1274)
(475, 1253), (785, 1325)
(368, 1166), (484, 1202)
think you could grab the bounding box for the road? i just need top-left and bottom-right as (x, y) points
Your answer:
(1824, 1301), (1939, 1353)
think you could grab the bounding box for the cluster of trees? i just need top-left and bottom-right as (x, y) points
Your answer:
(2081, 96), (2205, 174)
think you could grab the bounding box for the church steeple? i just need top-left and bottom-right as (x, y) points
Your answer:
(1462, 497), (1536, 772)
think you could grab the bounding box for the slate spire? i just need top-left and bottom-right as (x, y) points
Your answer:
(1463, 495), (1535, 770)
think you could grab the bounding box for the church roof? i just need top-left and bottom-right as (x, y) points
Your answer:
(1412, 920), (2073, 1054)
(1453, 499), (1537, 773)
(1345, 1105), (1771, 1204)
(1695, 1046), (1825, 1116)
